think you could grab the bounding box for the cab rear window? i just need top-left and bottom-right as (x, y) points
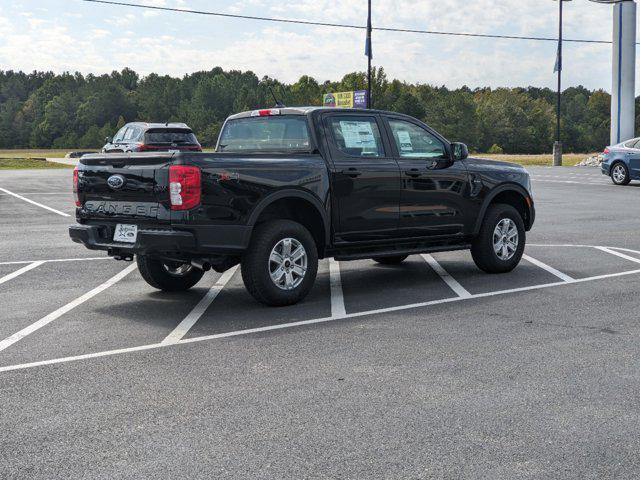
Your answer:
(217, 117), (311, 152)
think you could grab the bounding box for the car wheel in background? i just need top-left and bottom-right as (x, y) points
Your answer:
(611, 162), (631, 185)
(241, 220), (318, 306)
(137, 255), (205, 291)
(471, 203), (525, 274)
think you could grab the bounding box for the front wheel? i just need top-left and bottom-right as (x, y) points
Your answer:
(241, 220), (318, 306)
(137, 255), (204, 291)
(611, 162), (631, 185)
(471, 204), (525, 274)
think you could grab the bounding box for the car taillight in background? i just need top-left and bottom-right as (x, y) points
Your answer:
(169, 165), (201, 211)
(603, 147), (610, 155)
(73, 166), (81, 207)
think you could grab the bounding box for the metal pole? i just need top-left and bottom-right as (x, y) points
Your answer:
(553, 0), (564, 166)
(556, 0), (562, 144)
(367, 0), (372, 109)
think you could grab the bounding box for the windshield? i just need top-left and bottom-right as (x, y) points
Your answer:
(217, 116), (311, 152)
(145, 129), (198, 145)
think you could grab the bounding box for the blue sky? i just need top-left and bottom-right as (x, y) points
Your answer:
(0, 0), (623, 91)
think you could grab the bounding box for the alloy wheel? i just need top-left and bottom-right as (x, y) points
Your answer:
(269, 238), (308, 290)
(493, 218), (519, 261)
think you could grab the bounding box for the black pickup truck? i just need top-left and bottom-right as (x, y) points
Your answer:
(70, 107), (535, 306)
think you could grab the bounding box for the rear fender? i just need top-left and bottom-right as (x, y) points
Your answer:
(247, 189), (331, 245)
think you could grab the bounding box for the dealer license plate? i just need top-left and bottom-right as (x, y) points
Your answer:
(113, 224), (138, 243)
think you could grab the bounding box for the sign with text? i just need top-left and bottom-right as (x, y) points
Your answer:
(322, 90), (368, 109)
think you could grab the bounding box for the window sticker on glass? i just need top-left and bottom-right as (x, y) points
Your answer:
(340, 121), (376, 150)
(397, 130), (413, 152)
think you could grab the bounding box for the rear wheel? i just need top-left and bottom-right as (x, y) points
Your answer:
(611, 162), (631, 185)
(137, 255), (204, 291)
(372, 255), (409, 265)
(241, 220), (318, 306)
(471, 204), (525, 274)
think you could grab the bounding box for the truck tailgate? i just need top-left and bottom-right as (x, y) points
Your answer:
(78, 153), (173, 222)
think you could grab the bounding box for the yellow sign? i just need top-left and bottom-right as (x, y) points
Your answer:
(322, 90), (367, 109)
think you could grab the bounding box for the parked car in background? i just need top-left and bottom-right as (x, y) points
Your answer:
(601, 138), (640, 185)
(102, 122), (202, 153)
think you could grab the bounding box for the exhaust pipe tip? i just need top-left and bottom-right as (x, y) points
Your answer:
(191, 259), (211, 271)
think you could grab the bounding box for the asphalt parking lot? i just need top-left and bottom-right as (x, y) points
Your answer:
(2, 166), (640, 479)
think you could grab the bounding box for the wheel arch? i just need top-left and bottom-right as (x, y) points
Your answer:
(247, 190), (330, 256)
(474, 184), (533, 234)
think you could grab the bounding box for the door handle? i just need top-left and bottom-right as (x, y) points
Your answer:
(341, 168), (362, 177)
(404, 169), (422, 178)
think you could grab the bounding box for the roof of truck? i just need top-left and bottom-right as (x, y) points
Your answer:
(227, 106), (407, 121)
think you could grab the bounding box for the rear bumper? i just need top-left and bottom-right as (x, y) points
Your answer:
(69, 223), (251, 256)
(601, 162), (611, 176)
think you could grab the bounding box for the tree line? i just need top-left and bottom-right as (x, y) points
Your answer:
(0, 67), (629, 153)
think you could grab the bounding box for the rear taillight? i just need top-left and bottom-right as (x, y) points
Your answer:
(169, 165), (201, 211)
(73, 167), (81, 207)
(604, 147), (610, 154)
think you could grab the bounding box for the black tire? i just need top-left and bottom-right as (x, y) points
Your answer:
(611, 162), (631, 185)
(241, 220), (318, 306)
(471, 203), (525, 274)
(372, 255), (409, 265)
(137, 255), (204, 291)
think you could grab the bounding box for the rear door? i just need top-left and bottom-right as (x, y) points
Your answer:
(78, 153), (174, 223)
(324, 113), (400, 243)
(383, 115), (470, 238)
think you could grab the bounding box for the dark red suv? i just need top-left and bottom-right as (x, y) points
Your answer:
(102, 122), (202, 153)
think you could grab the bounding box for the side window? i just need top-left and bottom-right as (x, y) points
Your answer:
(113, 126), (127, 143)
(388, 119), (446, 158)
(122, 127), (138, 142)
(328, 116), (385, 158)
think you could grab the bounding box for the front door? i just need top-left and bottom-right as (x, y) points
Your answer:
(384, 116), (470, 238)
(325, 113), (400, 243)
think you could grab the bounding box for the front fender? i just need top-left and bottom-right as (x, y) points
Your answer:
(473, 183), (534, 235)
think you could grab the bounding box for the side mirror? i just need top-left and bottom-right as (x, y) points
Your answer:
(105, 137), (113, 143)
(452, 142), (468, 161)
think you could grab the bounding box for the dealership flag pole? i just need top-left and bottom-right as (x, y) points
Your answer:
(552, 0), (570, 167)
(365, 0), (372, 109)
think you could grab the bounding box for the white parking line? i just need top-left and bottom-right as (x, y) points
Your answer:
(595, 246), (640, 265)
(531, 179), (607, 186)
(421, 254), (471, 298)
(0, 261), (45, 286)
(2, 265), (640, 373)
(161, 266), (238, 345)
(522, 254), (575, 283)
(0, 187), (71, 217)
(0, 257), (109, 266)
(329, 258), (346, 318)
(0, 264), (137, 353)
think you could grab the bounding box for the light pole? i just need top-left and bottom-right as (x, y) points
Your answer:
(366, 0), (372, 109)
(553, 0), (571, 167)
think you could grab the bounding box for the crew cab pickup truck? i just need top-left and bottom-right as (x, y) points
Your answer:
(70, 107), (535, 306)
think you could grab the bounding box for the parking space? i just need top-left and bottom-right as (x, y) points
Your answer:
(3, 166), (640, 478)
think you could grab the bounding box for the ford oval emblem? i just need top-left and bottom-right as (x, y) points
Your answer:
(107, 174), (126, 189)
